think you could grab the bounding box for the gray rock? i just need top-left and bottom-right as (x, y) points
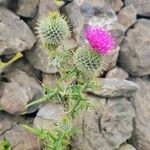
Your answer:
(25, 44), (58, 73)
(0, 0), (10, 7)
(71, 96), (135, 149)
(42, 73), (58, 89)
(0, 112), (12, 135)
(0, 112), (31, 135)
(71, 96), (113, 150)
(75, 0), (105, 18)
(131, 78), (150, 150)
(119, 19), (150, 76)
(3, 125), (40, 150)
(0, 7), (36, 55)
(61, 0), (85, 43)
(106, 67), (129, 79)
(0, 69), (43, 114)
(34, 103), (64, 129)
(103, 46), (120, 73)
(58, 38), (77, 51)
(119, 144), (136, 150)
(16, 0), (38, 18)
(3, 58), (40, 79)
(125, 0), (150, 16)
(101, 98), (135, 149)
(34, 0), (59, 21)
(109, 22), (126, 45)
(117, 5), (137, 31)
(91, 78), (138, 98)
(110, 0), (123, 12)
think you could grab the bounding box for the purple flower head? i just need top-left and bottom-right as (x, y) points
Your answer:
(84, 25), (115, 54)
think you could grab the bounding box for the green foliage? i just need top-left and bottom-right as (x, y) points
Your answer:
(27, 78), (94, 118)
(36, 12), (70, 50)
(74, 46), (105, 77)
(0, 139), (11, 150)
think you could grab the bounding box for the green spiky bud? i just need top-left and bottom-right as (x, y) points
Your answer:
(57, 117), (73, 133)
(36, 11), (70, 49)
(74, 46), (105, 76)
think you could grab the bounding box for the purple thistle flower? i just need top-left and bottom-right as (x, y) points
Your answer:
(84, 25), (115, 54)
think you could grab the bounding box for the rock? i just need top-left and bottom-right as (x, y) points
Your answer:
(0, 112), (28, 135)
(91, 78), (138, 98)
(109, 22), (126, 45)
(125, 0), (150, 16)
(61, 0), (85, 43)
(119, 144), (136, 150)
(131, 78), (150, 150)
(71, 96), (135, 149)
(3, 125), (40, 150)
(0, 0), (10, 7)
(119, 19), (150, 76)
(34, 0), (59, 22)
(58, 38), (77, 51)
(0, 112), (39, 149)
(101, 98), (135, 149)
(110, 0), (123, 12)
(25, 44), (58, 73)
(74, 0), (105, 18)
(71, 96), (113, 150)
(0, 112), (12, 135)
(16, 0), (38, 18)
(3, 58), (41, 79)
(34, 103), (64, 129)
(0, 7), (36, 56)
(0, 69), (43, 114)
(117, 5), (137, 31)
(106, 67), (129, 79)
(42, 73), (58, 89)
(103, 46), (120, 73)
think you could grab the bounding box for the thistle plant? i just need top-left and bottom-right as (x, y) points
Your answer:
(36, 12), (70, 50)
(24, 11), (115, 150)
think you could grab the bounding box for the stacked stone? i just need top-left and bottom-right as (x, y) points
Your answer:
(0, 0), (150, 150)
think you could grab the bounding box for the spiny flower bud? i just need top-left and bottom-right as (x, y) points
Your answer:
(57, 117), (72, 133)
(74, 46), (105, 76)
(36, 11), (70, 49)
(84, 25), (115, 54)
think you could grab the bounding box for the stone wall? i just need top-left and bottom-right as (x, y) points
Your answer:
(0, 0), (150, 150)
